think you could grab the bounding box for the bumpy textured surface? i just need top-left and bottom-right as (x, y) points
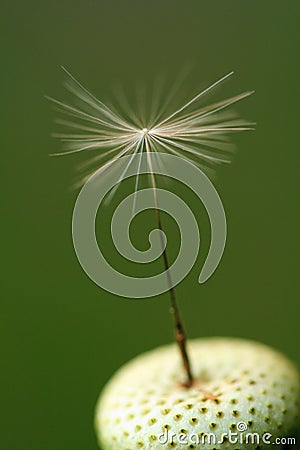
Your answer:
(95, 338), (300, 449)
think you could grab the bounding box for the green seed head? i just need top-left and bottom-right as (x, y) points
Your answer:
(95, 338), (300, 449)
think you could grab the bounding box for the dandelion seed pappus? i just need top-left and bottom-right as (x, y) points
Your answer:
(47, 68), (254, 195)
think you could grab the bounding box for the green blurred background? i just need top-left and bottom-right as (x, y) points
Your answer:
(2, 1), (299, 449)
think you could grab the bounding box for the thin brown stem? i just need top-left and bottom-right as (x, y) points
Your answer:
(146, 145), (193, 387)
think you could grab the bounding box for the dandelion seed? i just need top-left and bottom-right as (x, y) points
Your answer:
(49, 68), (254, 387)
